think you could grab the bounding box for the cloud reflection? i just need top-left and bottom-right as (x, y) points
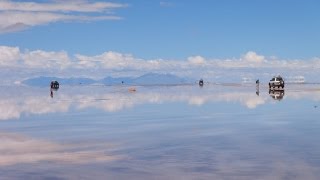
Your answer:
(1, 84), (320, 120)
(0, 132), (122, 166)
(0, 96), (70, 120)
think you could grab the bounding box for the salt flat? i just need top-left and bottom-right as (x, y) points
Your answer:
(0, 84), (320, 179)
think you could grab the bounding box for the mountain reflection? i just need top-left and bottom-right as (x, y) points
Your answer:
(0, 84), (319, 120)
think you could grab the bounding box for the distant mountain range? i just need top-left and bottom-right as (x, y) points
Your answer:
(22, 73), (191, 86)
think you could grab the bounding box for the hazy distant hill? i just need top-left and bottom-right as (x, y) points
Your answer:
(99, 76), (134, 85)
(22, 73), (189, 86)
(133, 73), (187, 85)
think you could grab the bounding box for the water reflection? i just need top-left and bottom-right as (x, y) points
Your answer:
(0, 84), (320, 179)
(199, 79), (204, 87)
(256, 82), (260, 96)
(0, 84), (320, 120)
(50, 81), (59, 98)
(50, 88), (59, 98)
(0, 132), (122, 166)
(269, 89), (285, 101)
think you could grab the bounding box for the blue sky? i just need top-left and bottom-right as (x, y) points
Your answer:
(0, 0), (320, 83)
(0, 0), (319, 59)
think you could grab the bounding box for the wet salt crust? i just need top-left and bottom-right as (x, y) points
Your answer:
(0, 84), (319, 179)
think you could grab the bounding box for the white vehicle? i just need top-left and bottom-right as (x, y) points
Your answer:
(269, 76), (284, 89)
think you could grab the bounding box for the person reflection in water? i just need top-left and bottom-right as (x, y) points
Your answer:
(256, 79), (260, 96)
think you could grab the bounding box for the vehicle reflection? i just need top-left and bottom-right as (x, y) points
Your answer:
(50, 88), (59, 98)
(2, 84), (320, 120)
(269, 89), (285, 101)
(50, 81), (59, 98)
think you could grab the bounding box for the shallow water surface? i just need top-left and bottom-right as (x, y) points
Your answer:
(0, 84), (320, 179)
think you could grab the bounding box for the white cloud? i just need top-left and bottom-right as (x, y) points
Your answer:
(74, 51), (136, 69)
(75, 54), (98, 69)
(0, 1), (127, 12)
(188, 56), (206, 65)
(23, 50), (70, 68)
(74, 51), (171, 71)
(1, 45), (320, 83)
(96, 51), (136, 69)
(0, 1), (127, 33)
(0, 46), (20, 66)
(242, 51), (265, 63)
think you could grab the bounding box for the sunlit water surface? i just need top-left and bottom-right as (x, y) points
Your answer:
(0, 84), (320, 179)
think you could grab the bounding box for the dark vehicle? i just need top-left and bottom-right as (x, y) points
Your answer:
(269, 89), (285, 101)
(269, 76), (284, 89)
(50, 81), (59, 90)
(199, 79), (204, 86)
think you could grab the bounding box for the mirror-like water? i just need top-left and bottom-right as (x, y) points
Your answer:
(0, 84), (320, 179)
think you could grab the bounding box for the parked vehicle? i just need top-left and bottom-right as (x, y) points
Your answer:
(50, 81), (59, 90)
(269, 76), (284, 89)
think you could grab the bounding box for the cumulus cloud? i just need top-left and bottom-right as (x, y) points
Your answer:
(23, 50), (70, 68)
(75, 51), (138, 70)
(0, 45), (317, 70)
(1, 45), (320, 83)
(0, 0), (127, 33)
(188, 56), (206, 65)
(0, 46), (20, 66)
(242, 51), (265, 63)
